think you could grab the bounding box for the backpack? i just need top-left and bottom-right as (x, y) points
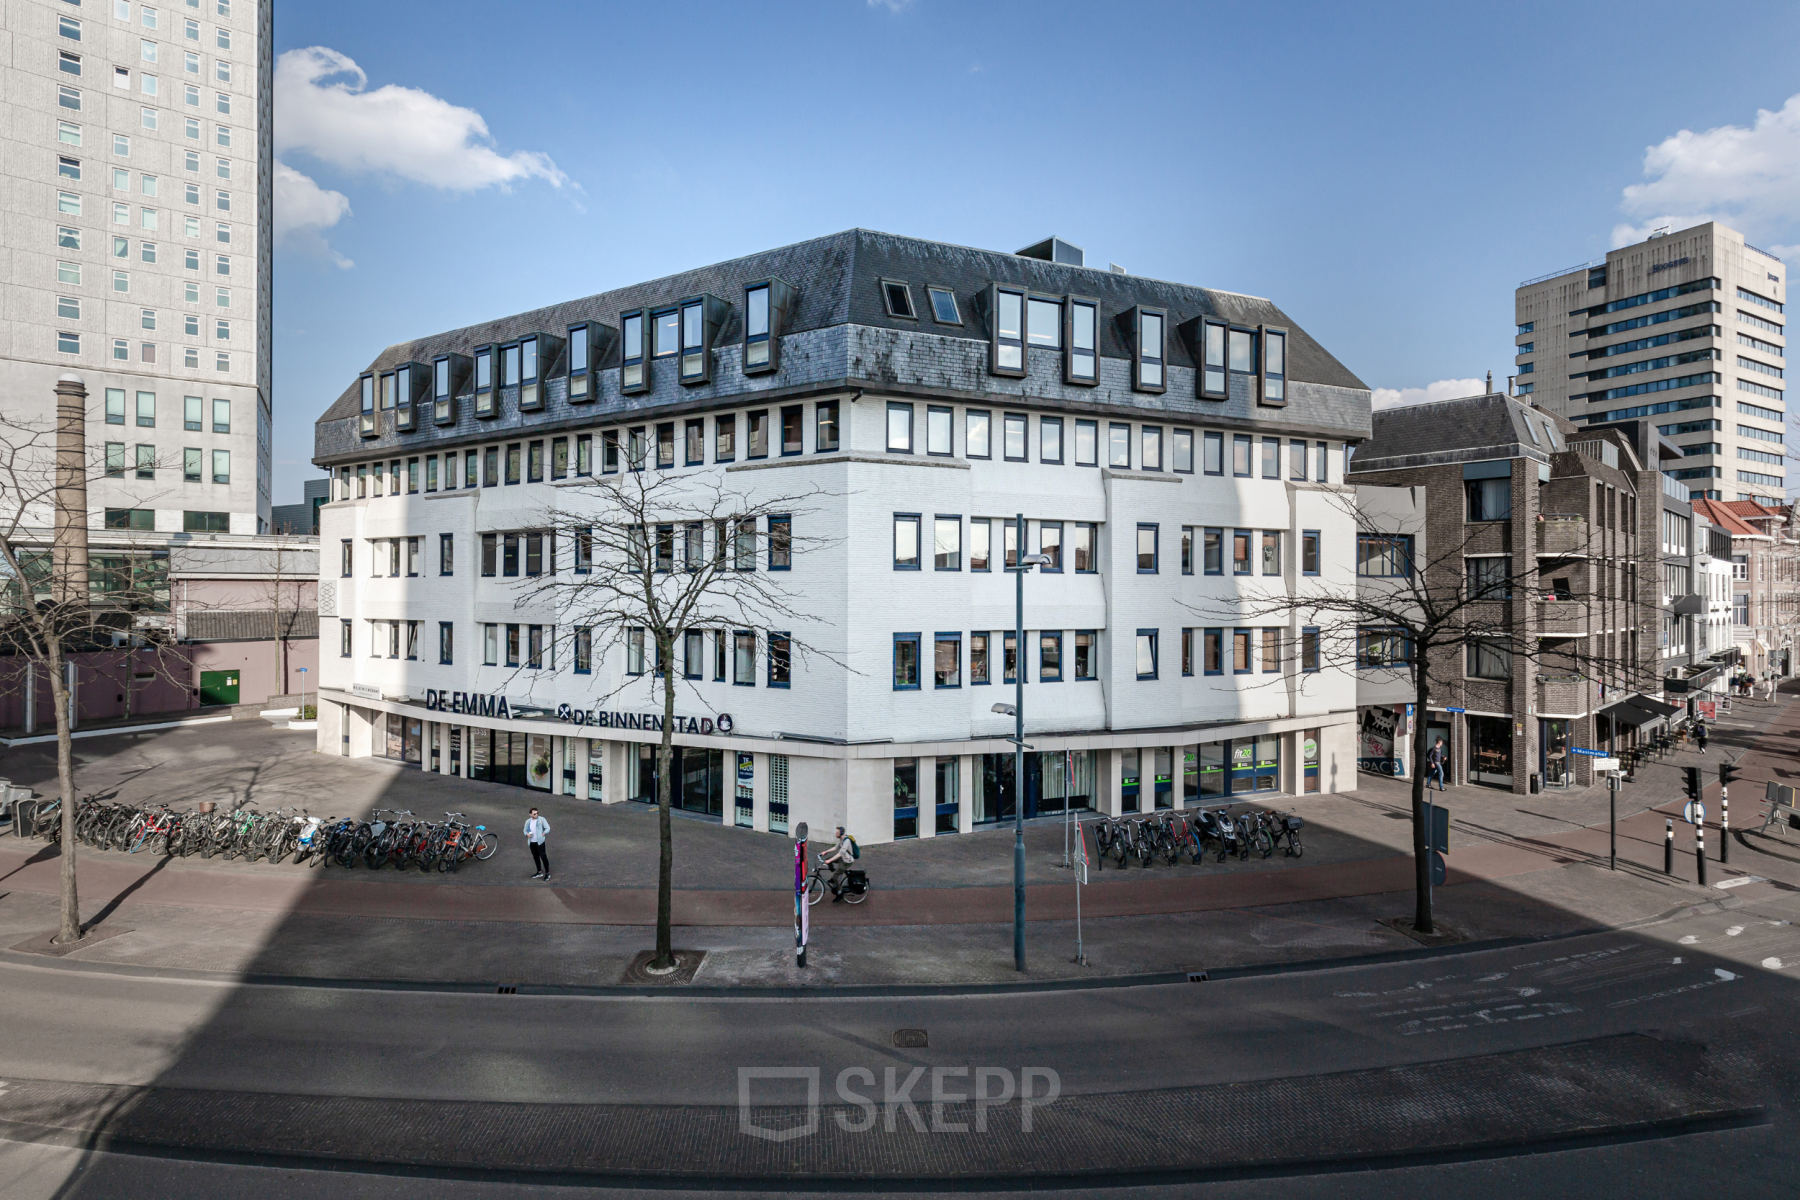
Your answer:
(849, 836), (860, 860)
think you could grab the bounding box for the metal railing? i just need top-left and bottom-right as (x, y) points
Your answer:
(1519, 260), (1602, 288)
(1745, 243), (1785, 262)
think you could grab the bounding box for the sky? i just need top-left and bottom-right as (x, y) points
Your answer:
(269, 0), (1800, 503)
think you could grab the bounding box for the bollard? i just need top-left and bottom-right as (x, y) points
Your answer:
(1722, 791), (1730, 865)
(1696, 822), (1708, 887)
(1665, 818), (1674, 875)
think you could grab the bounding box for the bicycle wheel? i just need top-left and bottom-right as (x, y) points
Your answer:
(844, 882), (869, 905)
(1289, 834), (1303, 859)
(474, 833), (497, 861)
(1252, 827), (1275, 859)
(806, 875), (825, 905)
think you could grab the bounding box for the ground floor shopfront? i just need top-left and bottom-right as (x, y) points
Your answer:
(317, 691), (1354, 845)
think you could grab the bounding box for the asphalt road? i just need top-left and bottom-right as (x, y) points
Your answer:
(3, 885), (1797, 1196)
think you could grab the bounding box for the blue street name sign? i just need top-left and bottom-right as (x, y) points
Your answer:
(1445, 707), (1466, 714)
(1570, 748), (1608, 757)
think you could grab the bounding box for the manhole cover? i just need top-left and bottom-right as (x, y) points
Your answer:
(892, 1029), (928, 1049)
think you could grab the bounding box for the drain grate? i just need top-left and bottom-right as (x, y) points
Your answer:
(892, 1029), (928, 1049)
(496, 985), (517, 994)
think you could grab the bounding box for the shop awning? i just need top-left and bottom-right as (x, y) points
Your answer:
(1630, 694), (1684, 719)
(1603, 701), (1661, 728)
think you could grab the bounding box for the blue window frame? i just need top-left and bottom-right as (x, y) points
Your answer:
(1232, 433), (1252, 477)
(1135, 629), (1158, 680)
(1137, 523), (1158, 573)
(1203, 430), (1224, 475)
(1302, 530), (1321, 576)
(768, 633), (791, 688)
(1301, 626), (1320, 672)
(893, 513), (921, 569)
(893, 632), (922, 690)
(1204, 527), (1223, 575)
(768, 515), (792, 571)
(1038, 520), (1063, 571)
(1039, 631), (1062, 682)
(1181, 628), (1194, 676)
(1356, 534), (1413, 577)
(1203, 628), (1223, 675)
(683, 630), (705, 680)
(1232, 628), (1253, 674)
(1232, 529), (1253, 575)
(1181, 526), (1194, 575)
(934, 632), (961, 688)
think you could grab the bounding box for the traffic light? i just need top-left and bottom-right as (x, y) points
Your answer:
(1720, 762), (1742, 788)
(1684, 766), (1702, 801)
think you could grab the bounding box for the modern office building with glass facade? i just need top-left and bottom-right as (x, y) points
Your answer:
(311, 230), (1371, 843)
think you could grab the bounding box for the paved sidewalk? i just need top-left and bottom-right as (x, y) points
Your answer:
(3, 686), (1795, 987)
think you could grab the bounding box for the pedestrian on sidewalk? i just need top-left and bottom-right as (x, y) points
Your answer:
(1695, 719), (1708, 753)
(524, 807), (551, 881)
(1425, 737), (1448, 792)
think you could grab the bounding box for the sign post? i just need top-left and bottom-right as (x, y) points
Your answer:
(296, 667), (308, 719)
(1423, 800), (1449, 907)
(1072, 818), (1088, 966)
(793, 821), (809, 969)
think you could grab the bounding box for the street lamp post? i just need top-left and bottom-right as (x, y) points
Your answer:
(996, 513), (1052, 973)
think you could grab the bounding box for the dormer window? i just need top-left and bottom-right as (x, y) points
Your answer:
(1065, 297), (1099, 385)
(989, 285), (1025, 377)
(742, 279), (795, 375)
(378, 370), (396, 429)
(432, 353), (468, 425)
(500, 343), (521, 409)
(1027, 297), (1061, 349)
(358, 372), (375, 436)
(881, 279), (916, 319)
(1200, 318), (1227, 398)
(676, 294), (729, 386)
(621, 310), (647, 394)
(567, 323), (591, 400)
(518, 337), (539, 409)
(653, 309), (679, 359)
(473, 346), (495, 417)
(1228, 327), (1255, 397)
(1259, 325), (1287, 406)
(393, 361), (424, 432)
(1129, 306), (1166, 393)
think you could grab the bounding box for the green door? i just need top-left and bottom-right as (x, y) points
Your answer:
(199, 670), (239, 706)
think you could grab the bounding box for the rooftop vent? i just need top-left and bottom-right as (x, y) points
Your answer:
(1016, 236), (1084, 267)
(1109, 263), (1127, 275)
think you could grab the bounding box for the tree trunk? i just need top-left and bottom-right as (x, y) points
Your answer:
(653, 632), (676, 968)
(47, 640), (81, 945)
(1411, 669), (1433, 934)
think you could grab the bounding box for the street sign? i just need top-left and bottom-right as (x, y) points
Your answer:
(1445, 707), (1466, 714)
(1427, 804), (1449, 853)
(1593, 758), (1621, 772)
(1429, 849), (1447, 886)
(1569, 747), (1608, 757)
(1683, 800), (1706, 825)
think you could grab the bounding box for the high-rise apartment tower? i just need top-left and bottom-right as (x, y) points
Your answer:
(1514, 222), (1785, 504)
(2, 0), (273, 532)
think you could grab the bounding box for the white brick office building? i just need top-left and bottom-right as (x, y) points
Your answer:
(311, 231), (1372, 844)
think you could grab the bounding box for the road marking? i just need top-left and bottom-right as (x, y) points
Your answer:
(1763, 957), (1786, 970)
(1714, 876), (1766, 890)
(1607, 972), (1739, 1009)
(1726, 926), (1745, 937)
(1679, 935), (1699, 944)
(1715, 968), (1738, 981)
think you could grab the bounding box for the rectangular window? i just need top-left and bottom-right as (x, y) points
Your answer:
(815, 400), (839, 452)
(893, 633), (921, 689)
(1260, 629), (1280, 673)
(627, 628), (645, 675)
(683, 630), (705, 680)
(1232, 529), (1252, 575)
(505, 443), (521, 484)
(1039, 631), (1062, 682)
(652, 309), (679, 359)
(894, 514), (921, 569)
(1141, 426), (1162, 471)
(1232, 629), (1252, 674)
(1315, 441), (1329, 483)
(620, 311), (645, 392)
(934, 633), (961, 687)
(1195, 430), (1221, 477)
(1108, 422), (1130, 468)
(1003, 632), (1021, 685)
(574, 628), (592, 674)
(1136, 630), (1159, 679)
(1203, 628), (1223, 675)
(341, 620), (353, 658)
(934, 516), (961, 570)
(656, 422), (674, 469)
(1289, 439), (1308, 480)
(106, 389), (127, 424)
(210, 448), (227, 483)
(1228, 327), (1256, 395)
(1301, 530), (1320, 575)
(1466, 477), (1512, 522)
(502, 533), (519, 577)
(967, 409), (991, 458)
(970, 632), (990, 684)
(927, 286), (960, 324)
(1203, 527), (1223, 575)
(970, 519), (991, 571)
(1466, 637), (1512, 680)
(550, 437), (567, 481)
(1232, 433), (1252, 477)
(484, 624), (499, 667)
(1301, 627), (1320, 672)
(1181, 628), (1194, 676)
(734, 518), (757, 571)
(709, 414), (734, 464)
(439, 622), (454, 665)
(1133, 308), (1165, 391)
(887, 402), (914, 453)
(1261, 531), (1281, 576)
(575, 434), (591, 476)
(926, 405), (953, 456)
(679, 418), (702, 465)
(769, 515), (791, 570)
(991, 286), (1024, 375)
(1172, 428), (1194, 473)
(1072, 523), (1095, 573)
(746, 410), (768, 458)
(135, 443), (155, 479)
(1262, 327), (1286, 404)
(1074, 631), (1096, 680)
(1038, 521), (1062, 571)
(480, 534), (497, 577)
(1200, 318), (1228, 397)
(1261, 437), (1280, 478)
(1067, 297), (1099, 383)
(1073, 418), (1098, 467)
(1357, 628), (1412, 668)
(1004, 413), (1028, 461)
(439, 533), (454, 576)
(1357, 535), (1413, 577)
(768, 633), (791, 688)
(136, 390), (156, 426)
(780, 405), (803, 455)
(744, 282), (774, 371)
(1027, 296), (1061, 348)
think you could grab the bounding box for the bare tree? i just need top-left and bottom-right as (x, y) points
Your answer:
(0, 392), (188, 944)
(520, 456), (841, 969)
(1194, 489), (1647, 935)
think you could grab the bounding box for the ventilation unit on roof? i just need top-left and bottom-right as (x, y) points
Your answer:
(1016, 237), (1084, 267)
(1109, 263), (1127, 275)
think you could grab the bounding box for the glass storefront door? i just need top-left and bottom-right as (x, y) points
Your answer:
(894, 758), (919, 839)
(1153, 748), (1174, 809)
(1467, 715), (1513, 787)
(977, 753), (1015, 824)
(527, 734), (553, 791)
(1541, 719), (1570, 788)
(1120, 748), (1141, 813)
(384, 713), (422, 766)
(735, 752), (754, 827)
(588, 739), (605, 800)
(935, 756), (960, 833)
(470, 729), (527, 786)
(1197, 742), (1225, 798)
(1303, 729), (1321, 793)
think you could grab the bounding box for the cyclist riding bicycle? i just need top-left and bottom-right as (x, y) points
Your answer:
(818, 825), (857, 887)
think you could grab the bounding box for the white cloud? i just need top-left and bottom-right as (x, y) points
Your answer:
(271, 47), (567, 265)
(868, 0), (914, 10)
(1613, 94), (1800, 251)
(274, 161), (353, 268)
(1371, 378), (1489, 411)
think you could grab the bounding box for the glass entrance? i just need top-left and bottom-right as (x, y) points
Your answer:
(470, 728), (527, 786)
(527, 734), (553, 791)
(1036, 750), (1092, 815)
(894, 758), (919, 839)
(734, 752), (754, 827)
(1467, 715), (1513, 787)
(935, 756), (961, 833)
(977, 753), (1015, 823)
(384, 713), (422, 766)
(1197, 742), (1225, 798)
(1120, 748), (1141, 813)
(637, 744), (724, 817)
(1303, 729), (1321, 793)
(1153, 748), (1174, 809)
(1541, 719), (1570, 788)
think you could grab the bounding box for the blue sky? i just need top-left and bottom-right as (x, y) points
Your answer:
(270, 0), (1800, 502)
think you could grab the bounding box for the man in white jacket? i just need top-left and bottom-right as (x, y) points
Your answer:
(524, 808), (551, 881)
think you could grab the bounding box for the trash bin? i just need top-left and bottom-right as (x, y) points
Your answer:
(1529, 773), (1541, 794)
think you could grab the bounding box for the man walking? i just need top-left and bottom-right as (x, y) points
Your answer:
(524, 807), (551, 881)
(1694, 718), (1709, 753)
(1424, 737), (1448, 792)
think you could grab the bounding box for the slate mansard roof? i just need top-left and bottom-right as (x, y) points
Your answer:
(314, 228), (1371, 467)
(1349, 393), (1584, 476)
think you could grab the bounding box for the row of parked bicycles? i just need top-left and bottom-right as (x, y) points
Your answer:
(20, 797), (497, 873)
(1088, 806), (1304, 869)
